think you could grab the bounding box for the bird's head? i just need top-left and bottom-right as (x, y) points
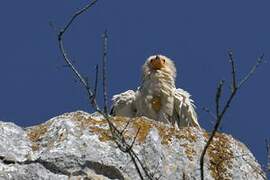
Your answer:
(142, 54), (176, 79)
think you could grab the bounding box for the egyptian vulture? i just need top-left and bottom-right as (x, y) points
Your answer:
(111, 55), (200, 128)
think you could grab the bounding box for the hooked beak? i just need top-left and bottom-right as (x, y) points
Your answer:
(150, 55), (165, 70)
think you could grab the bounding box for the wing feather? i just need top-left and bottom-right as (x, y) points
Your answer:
(110, 90), (137, 117)
(174, 88), (200, 128)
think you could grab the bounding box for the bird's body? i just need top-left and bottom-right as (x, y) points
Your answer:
(111, 55), (200, 128)
(136, 55), (176, 124)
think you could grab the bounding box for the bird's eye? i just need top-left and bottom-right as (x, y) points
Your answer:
(150, 59), (154, 63)
(162, 59), (166, 63)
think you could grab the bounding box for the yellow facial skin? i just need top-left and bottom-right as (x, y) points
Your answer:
(150, 56), (166, 70)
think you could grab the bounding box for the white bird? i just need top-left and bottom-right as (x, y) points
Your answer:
(111, 55), (200, 128)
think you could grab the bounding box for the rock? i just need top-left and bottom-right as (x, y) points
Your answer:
(0, 111), (266, 180)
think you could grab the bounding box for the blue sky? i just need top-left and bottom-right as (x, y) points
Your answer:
(0, 0), (269, 169)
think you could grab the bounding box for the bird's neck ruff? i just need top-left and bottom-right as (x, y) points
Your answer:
(142, 69), (176, 96)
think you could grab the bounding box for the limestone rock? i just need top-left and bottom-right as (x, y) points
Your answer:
(0, 111), (266, 180)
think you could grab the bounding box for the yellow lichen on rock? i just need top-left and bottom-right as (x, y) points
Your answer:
(26, 112), (200, 155)
(20, 112), (265, 179)
(81, 115), (199, 146)
(157, 126), (198, 145)
(206, 132), (234, 180)
(157, 126), (176, 145)
(131, 117), (153, 143)
(88, 126), (112, 142)
(181, 143), (196, 161)
(27, 123), (49, 142)
(27, 122), (51, 151)
(130, 117), (198, 145)
(72, 113), (107, 128)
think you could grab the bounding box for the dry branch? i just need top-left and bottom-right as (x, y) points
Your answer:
(102, 30), (109, 114)
(201, 107), (215, 125)
(200, 50), (264, 180)
(93, 64), (99, 103)
(57, 1), (100, 111)
(54, 1), (155, 179)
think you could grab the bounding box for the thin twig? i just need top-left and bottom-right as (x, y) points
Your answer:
(99, 33), (153, 179)
(200, 51), (264, 180)
(99, 116), (149, 180)
(57, 1), (100, 111)
(128, 151), (144, 180)
(58, 0), (98, 38)
(201, 81), (225, 180)
(120, 119), (132, 135)
(202, 107), (216, 119)
(125, 127), (141, 152)
(239, 54), (265, 88)
(102, 30), (109, 114)
(132, 150), (155, 179)
(215, 80), (224, 119)
(201, 107), (216, 124)
(93, 64), (99, 103)
(109, 121), (149, 179)
(58, 36), (100, 111)
(228, 49), (237, 90)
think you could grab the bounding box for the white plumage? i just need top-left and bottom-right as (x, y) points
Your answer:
(111, 55), (200, 128)
(111, 90), (137, 117)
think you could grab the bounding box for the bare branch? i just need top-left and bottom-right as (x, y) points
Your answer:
(58, 0), (98, 38)
(57, 1), (100, 111)
(58, 37), (100, 110)
(131, 150), (155, 179)
(125, 127), (141, 152)
(92, 65), (99, 103)
(54, 2), (156, 179)
(128, 151), (144, 180)
(228, 49), (237, 90)
(200, 51), (264, 180)
(239, 53), (264, 88)
(109, 123), (151, 180)
(201, 107), (216, 125)
(200, 80), (225, 179)
(107, 121), (155, 179)
(215, 80), (224, 118)
(58, 40), (88, 88)
(102, 30), (109, 114)
(120, 119), (132, 135)
(98, 32), (154, 179)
